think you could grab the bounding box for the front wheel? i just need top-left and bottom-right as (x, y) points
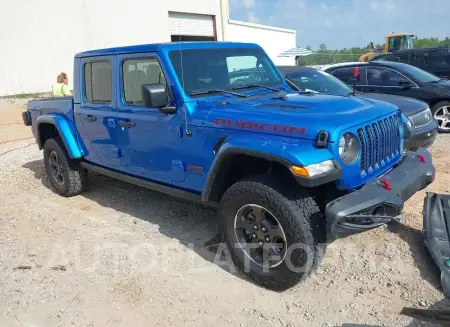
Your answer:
(431, 101), (450, 133)
(218, 176), (325, 291)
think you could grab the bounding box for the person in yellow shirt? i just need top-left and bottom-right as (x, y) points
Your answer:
(52, 72), (72, 97)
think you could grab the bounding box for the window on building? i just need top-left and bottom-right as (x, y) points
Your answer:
(367, 67), (409, 86)
(122, 58), (167, 105)
(84, 61), (112, 103)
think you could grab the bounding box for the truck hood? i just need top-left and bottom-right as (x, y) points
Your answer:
(356, 93), (427, 116)
(197, 92), (399, 142)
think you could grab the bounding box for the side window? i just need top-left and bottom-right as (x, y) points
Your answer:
(367, 67), (409, 86)
(84, 61), (112, 103)
(122, 58), (167, 105)
(424, 52), (450, 68)
(332, 68), (363, 85)
(393, 53), (410, 63)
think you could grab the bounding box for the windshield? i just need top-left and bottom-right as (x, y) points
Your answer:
(401, 64), (440, 83)
(286, 70), (353, 96)
(405, 36), (414, 49)
(169, 48), (283, 96)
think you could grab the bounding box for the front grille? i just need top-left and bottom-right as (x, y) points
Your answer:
(409, 109), (432, 128)
(356, 113), (402, 176)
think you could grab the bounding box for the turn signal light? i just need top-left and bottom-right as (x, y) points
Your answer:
(290, 165), (309, 177)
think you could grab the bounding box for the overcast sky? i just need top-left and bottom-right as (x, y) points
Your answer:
(228, 0), (449, 50)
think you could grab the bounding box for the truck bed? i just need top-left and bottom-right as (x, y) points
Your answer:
(27, 96), (75, 143)
(28, 96), (74, 117)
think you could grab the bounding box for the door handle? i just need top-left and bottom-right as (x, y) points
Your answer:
(84, 115), (97, 122)
(118, 120), (135, 128)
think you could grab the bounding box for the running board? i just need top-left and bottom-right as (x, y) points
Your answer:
(80, 162), (217, 208)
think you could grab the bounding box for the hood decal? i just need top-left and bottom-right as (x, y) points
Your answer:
(214, 118), (306, 135)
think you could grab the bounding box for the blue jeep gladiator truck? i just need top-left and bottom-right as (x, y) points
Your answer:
(23, 42), (435, 291)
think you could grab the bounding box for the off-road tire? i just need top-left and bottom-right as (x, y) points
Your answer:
(431, 101), (450, 133)
(219, 175), (325, 291)
(43, 137), (89, 197)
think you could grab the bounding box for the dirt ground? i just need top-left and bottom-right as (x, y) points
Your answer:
(1, 101), (450, 327)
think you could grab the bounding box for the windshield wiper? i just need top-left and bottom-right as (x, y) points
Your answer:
(232, 84), (282, 92)
(189, 89), (247, 97)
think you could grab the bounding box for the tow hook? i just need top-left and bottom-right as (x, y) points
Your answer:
(416, 154), (426, 163)
(377, 179), (391, 190)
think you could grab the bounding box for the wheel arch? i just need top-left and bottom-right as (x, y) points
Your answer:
(202, 147), (296, 203)
(429, 98), (450, 109)
(37, 115), (85, 159)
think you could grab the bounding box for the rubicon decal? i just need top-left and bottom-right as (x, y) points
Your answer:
(214, 119), (306, 135)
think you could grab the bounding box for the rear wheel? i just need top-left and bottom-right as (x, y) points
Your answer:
(431, 101), (450, 133)
(43, 138), (89, 197)
(219, 175), (325, 291)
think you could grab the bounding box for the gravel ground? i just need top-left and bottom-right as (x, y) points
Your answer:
(1, 103), (450, 327)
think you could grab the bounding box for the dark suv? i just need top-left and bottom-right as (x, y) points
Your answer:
(372, 47), (450, 79)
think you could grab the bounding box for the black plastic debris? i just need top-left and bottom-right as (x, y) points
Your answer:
(423, 192), (450, 298)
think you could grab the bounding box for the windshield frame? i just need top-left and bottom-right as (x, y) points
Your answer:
(167, 47), (286, 100)
(285, 69), (354, 96)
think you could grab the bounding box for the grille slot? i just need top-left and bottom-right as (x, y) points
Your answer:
(365, 126), (374, 171)
(357, 129), (366, 173)
(356, 114), (401, 175)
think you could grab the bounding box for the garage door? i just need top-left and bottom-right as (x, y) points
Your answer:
(169, 12), (215, 38)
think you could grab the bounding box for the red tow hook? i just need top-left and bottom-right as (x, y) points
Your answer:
(416, 154), (426, 163)
(377, 179), (391, 191)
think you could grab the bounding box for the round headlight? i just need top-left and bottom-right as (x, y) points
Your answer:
(339, 133), (359, 164)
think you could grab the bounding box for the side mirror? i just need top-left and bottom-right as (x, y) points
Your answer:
(399, 80), (412, 88)
(142, 83), (176, 114)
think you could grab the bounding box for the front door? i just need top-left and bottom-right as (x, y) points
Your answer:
(115, 53), (185, 183)
(362, 66), (422, 99)
(74, 56), (121, 167)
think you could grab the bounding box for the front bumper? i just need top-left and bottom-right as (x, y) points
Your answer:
(325, 148), (435, 239)
(404, 124), (438, 151)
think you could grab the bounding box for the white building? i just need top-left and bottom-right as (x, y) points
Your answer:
(0, 0), (296, 96)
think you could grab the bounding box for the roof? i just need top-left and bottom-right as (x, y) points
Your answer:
(277, 48), (314, 57)
(321, 60), (420, 71)
(317, 62), (361, 71)
(375, 46), (450, 55)
(75, 41), (261, 58)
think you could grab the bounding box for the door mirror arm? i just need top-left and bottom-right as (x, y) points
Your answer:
(158, 106), (176, 114)
(399, 80), (412, 89)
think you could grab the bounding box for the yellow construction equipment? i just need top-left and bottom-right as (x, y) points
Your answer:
(359, 33), (415, 62)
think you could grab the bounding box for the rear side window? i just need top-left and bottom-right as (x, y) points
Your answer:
(84, 61), (112, 103)
(331, 67), (364, 85)
(122, 58), (167, 105)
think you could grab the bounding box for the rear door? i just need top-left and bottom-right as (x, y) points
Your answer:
(115, 53), (184, 183)
(74, 56), (120, 167)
